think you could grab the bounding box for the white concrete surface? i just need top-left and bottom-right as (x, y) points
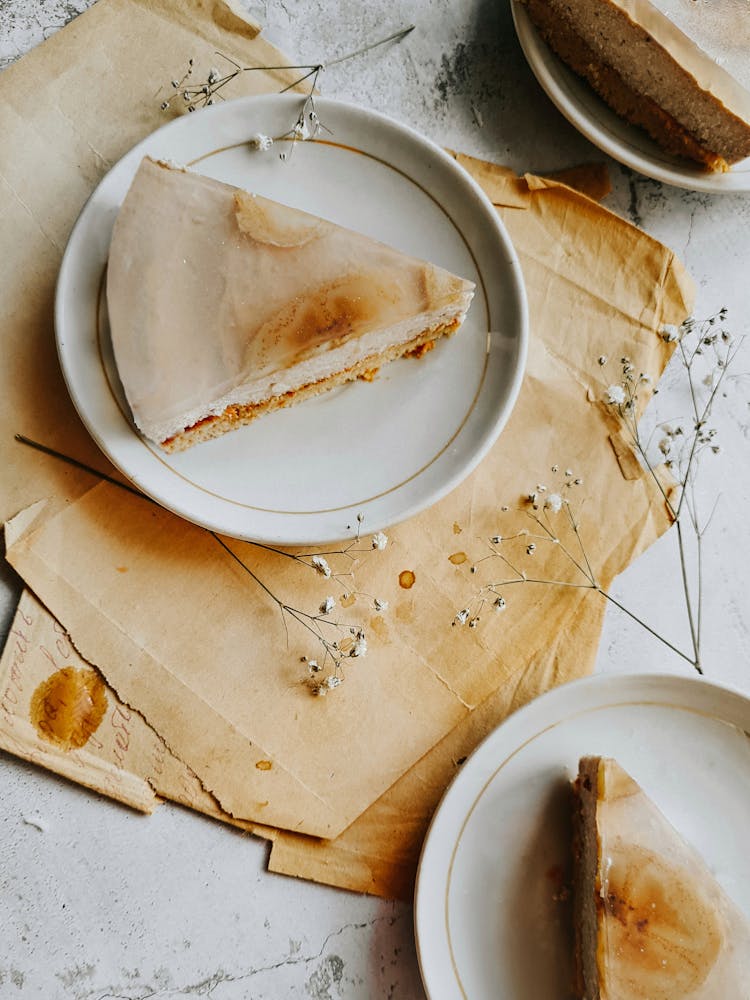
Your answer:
(2, 1), (749, 996)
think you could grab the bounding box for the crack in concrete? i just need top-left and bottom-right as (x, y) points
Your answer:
(76, 912), (402, 999)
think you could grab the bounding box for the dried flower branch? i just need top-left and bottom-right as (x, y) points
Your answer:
(14, 435), (388, 694)
(208, 531), (376, 694)
(158, 24), (415, 158)
(452, 310), (744, 675)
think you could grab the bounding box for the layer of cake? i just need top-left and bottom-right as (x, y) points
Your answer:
(148, 299), (464, 446)
(525, 0), (727, 170)
(162, 320), (453, 452)
(624, 0), (750, 99)
(522, 0), (750, 167)
(107, 158), (475, 447)
(581, 756), (750, 1000)
(572, 757), (602, 1000)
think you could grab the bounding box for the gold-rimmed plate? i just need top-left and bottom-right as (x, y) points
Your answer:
(55, 94), (527, 545)
(414, 672), (750, 999)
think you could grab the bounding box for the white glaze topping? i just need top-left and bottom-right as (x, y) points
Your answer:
(608, 0), (750, 120)
(595, 758), (750, 999)
(106, 158), (475, 445)
(653, 0), (750, 92)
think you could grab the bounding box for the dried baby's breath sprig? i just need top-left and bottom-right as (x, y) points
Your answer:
(211, 516), (389, 693)
(13, 436), (389, 695)
(158, 24), (415, 154)
(453, 470), (691, 663)
(453, 310), (743, 675)
(186, 532), (373, 694)
(602, 310), (743, 672)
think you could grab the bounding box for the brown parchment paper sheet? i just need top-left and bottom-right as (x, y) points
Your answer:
(0, 0), (694, 895)
(0, 0), (301, 527)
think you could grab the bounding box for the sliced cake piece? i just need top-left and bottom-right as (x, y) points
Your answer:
(520, 0), (750, 171)
(106, 157), (475, 452)
(572, 756), (750, 1000)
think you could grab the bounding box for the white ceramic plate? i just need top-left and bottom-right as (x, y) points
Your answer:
(511, 1), (750, 193)
(414, 672), (750, 1000)
(55, 94), (527, 545)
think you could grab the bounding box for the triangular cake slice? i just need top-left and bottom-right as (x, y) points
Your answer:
(107, 157), (475, 452)
(573, 756), (750, 999)
(521, 0), (750, 171)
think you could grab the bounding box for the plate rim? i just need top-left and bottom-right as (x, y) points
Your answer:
(54, 93), (529, 545)
(510, 0), (750, 194)
(413, 669), (750, 999)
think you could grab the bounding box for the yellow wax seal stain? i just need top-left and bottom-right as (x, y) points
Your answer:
(398, 570), (416, 589)
(30, 666), (108, 750)
(448, 551), (467, 565)
(255, 760), (273, 771)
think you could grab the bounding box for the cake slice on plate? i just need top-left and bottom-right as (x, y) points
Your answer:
(107, 157), (475, 453)
(519, 0), (750, 171)
(572, 755), (750, 999)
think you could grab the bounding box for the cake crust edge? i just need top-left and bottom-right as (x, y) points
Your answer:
(160, 320), (458, 452)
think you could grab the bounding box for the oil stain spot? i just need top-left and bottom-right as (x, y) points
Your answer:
(453, 522), (462, 534)
(398, 570), (416, 589)
(395, 603), (414, 624)
(30, 667), (107, 750)
(340, 593), (356, 608)
(255, 760), (272, 771)
(368, 616), (389, 641)
(448, 551), (467, 565)
(116, 566), (128, 573)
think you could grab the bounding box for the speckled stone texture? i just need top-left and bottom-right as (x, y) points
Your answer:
(2, 2), (750, 997)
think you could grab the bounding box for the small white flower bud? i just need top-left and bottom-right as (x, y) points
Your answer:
(371, 531), (388, 550)
(311, 555), (332, 578)
(606, 385), (626, 405)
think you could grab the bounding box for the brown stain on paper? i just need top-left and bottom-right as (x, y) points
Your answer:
(448, 551), (467, 565)
(398, 570), (416, 589)
(368, 616), (389, 641)
(255, 760), (272, 771)
(30, 667), (108, 750)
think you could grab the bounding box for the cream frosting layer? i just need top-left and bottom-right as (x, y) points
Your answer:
(594, 758), (750, 999)
(608, 0), (750, 123)
(107, 158), (475, 445)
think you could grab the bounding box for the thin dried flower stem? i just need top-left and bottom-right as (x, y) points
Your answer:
(160, 23), (415, 136)
(325, 24), (415, 67)
(599, 591), (695, 665)
(15, 434), (374, 689)
(455, 314), (741, 676)
(479, 528), (696, 668)
(209, 531), (359, 675)
(14, 434), (145, 501)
